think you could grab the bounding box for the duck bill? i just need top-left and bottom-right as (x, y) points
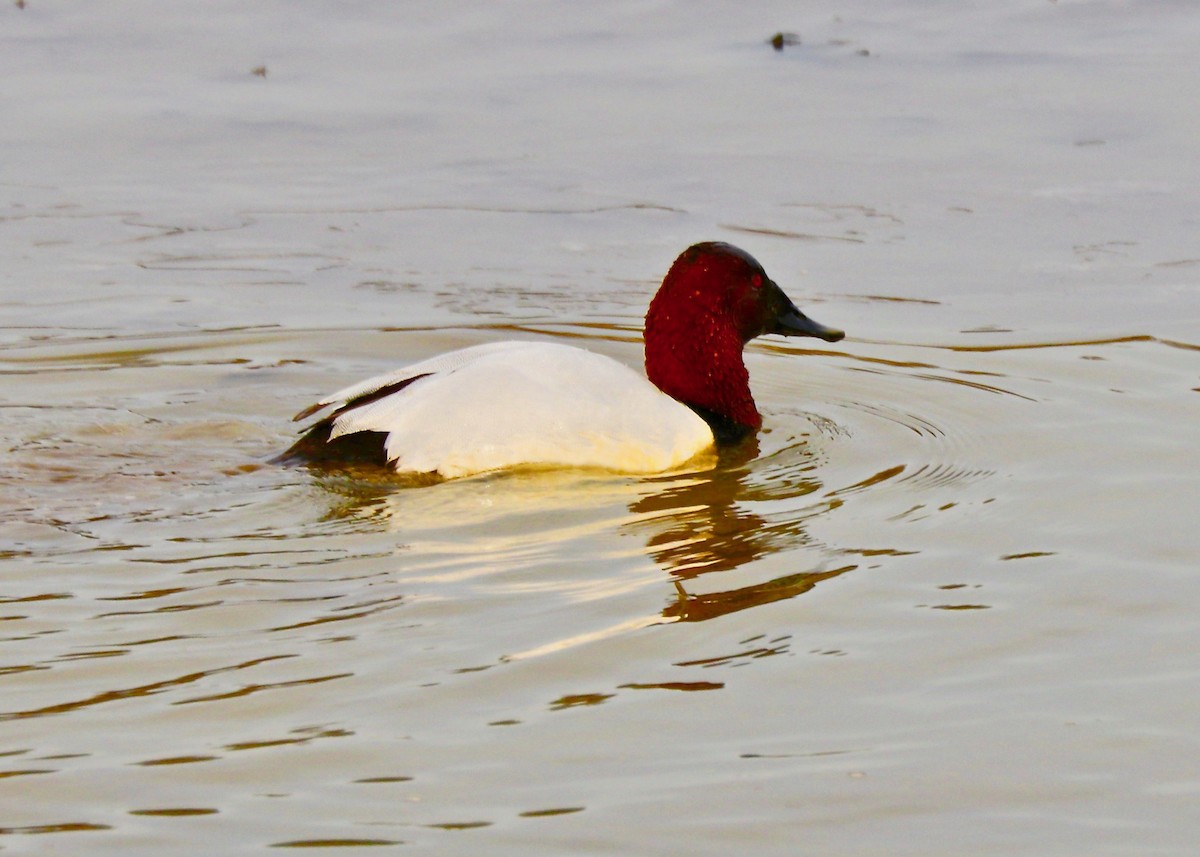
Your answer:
(773, 305), (845, 342)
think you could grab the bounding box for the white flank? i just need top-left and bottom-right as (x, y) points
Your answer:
(310, 342), (714, 478)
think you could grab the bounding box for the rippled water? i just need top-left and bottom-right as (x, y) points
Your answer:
(5, 317), (1198, 852)
(4, 2), (1200, 855)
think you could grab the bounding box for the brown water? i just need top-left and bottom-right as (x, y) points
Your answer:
(5, 319), (1198, 854)
(3, 2), (1200, 855)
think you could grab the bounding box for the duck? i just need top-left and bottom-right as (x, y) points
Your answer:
(281, 241), (845, 478)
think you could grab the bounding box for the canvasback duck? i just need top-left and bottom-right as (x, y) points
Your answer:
(282, 242), (844, 478)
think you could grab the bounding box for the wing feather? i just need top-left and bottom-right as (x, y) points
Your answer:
(292, 341), (530, 422)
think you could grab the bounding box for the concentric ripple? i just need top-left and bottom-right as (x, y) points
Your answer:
(3, 322), (1197, 851)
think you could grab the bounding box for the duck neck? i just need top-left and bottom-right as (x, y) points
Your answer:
(644, 323), (761, 441)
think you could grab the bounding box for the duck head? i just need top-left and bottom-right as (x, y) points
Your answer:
(644, 242), (844, 440)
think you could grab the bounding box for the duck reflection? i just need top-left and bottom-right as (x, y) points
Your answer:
(632, 441), (767, 577)
(296, 431), (853, 625)
(626, 435), (854, 622)
(663, 566), (853, 623)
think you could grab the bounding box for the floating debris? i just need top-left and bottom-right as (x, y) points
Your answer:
(768, 32), (801, 51)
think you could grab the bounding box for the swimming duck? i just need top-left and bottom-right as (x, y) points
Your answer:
(282, 242), (844, 478)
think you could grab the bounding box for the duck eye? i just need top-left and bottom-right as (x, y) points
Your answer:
(751, 274), (763, 289)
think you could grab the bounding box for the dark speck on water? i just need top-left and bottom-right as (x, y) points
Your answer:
(768, 32), (801, 51)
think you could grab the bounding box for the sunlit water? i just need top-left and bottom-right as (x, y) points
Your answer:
(3, 2), (1200, 855)
(5, 320), (1197, 853)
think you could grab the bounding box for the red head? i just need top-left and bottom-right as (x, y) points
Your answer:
(644, 242), (844, 439)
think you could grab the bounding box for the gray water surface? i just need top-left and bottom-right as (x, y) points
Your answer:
(3, 3), (1199, 854)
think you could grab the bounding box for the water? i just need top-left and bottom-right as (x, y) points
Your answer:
(3, 2), (1199, 854)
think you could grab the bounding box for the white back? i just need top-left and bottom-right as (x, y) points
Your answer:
(320, 342), (713, 477)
